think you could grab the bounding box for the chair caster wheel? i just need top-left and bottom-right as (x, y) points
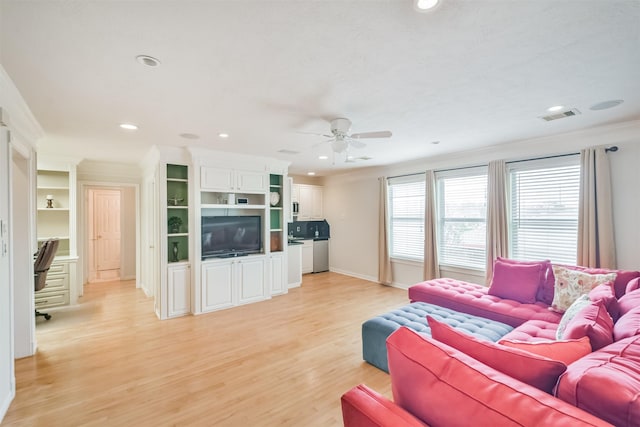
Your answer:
(44, 314), (51, 320)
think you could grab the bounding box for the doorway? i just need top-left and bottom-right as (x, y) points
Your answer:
(87, 188), (122, 282)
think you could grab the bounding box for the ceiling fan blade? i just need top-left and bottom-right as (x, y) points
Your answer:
(350, 131), (392, 139)
(297, 131), (333, 138)
(349, 140), (366, 149)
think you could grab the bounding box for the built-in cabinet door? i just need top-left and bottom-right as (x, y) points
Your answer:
(287, 244), (302, 288)
(238, 257), (266, 304)
(310, 186), (323, 219)
(167, 264), (191, 318)
(270, 253), (285, 295)
(202, 261), (234, 312)
(236, 170), (268, 192)
(200, 167), (267, 192)
(298, 185), (313, 220)
(200, 167), (234, 191)
(301, 240), (313, 274)
(296, 184), (323, 220)
(291, 182), (299, 203)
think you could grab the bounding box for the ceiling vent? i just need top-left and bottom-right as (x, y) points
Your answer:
(539, 108), (581, 122)
(278, 149), (299, 155)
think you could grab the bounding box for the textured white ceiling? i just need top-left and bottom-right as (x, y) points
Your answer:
(1, 0), (639, 175)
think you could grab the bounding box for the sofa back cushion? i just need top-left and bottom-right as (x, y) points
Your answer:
(386, 327), (612, 427)
(427, 316), (566, 393)
(556, 335), (640, 427)
(488, 259), (544, 304)
(613, 307), (640, 342)
(562, 300), (614, 351)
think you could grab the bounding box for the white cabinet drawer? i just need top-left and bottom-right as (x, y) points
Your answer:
(38, 274), (69, 292)
(35, 291), (70, 308)
(48, 262), (69, 275)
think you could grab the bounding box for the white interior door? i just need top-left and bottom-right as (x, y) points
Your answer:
(90, 189), (121, 282)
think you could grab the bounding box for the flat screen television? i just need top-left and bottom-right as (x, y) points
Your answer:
(201, 215), (262, 259)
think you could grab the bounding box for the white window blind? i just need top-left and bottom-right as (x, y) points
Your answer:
(388, 175), (425, 260)
(508, 156), (580, 265)
(435, 167), (488, 270)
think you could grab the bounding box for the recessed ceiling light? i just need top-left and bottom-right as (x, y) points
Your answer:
(318, 155), (329, 160)
(547, 105), (564, 112)
(414, 0), (439, 11)
(136, 55), (161, 67)
(218, 133), (229, 138)
(307, 172), (316, 176)
(431, 140), (440, 145)
(590, 99), (624, 111)
(119, 123), (138, 130)
(179, 133), (199, 140)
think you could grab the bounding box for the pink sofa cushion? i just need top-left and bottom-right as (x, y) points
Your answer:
(499, 319), (559, 342)
(552, 264), (640, 299)
(341, 384), (428, 427)
(498, 336), (591, 365)
(618, 288), (640, 317)
(497, 257), (554, 304)
(556, 335), (640, 427)
(614, 307), (640, 342)
(488, 259), (543, 304)
(427, 316), (566, 393)
(563, 300), (614, 351)
(408, 278), (562, 328)
(386, 327), (612, 427)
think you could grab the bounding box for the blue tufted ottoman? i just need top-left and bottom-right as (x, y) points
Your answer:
(362, 301), (514, 372)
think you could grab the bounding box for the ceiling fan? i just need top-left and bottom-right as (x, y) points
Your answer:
(305, 118), (392, 156)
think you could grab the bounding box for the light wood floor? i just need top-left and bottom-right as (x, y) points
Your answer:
(4, 272), (409, 426)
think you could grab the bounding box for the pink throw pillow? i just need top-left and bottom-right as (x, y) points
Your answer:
(588, 282), (620, 321)
(498, 336), (591, 365)
(613, 307), (640, 341)
(618, 288), (640, 317)
(488, 259), (544, 304)
(497, 257), (553, 304)
(562, 300), (614, 351)
(427, 316), (566, 393)
(626, 277), (640, 295)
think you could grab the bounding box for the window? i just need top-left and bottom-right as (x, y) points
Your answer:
(388, 175), (425, 260)
(508, 156), (580, 265)
(435, 167), (488, 270)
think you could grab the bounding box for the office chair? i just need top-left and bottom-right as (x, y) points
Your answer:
(34, 238), (59, 320)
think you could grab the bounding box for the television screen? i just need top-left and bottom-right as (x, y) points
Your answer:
(201, 215), (261, 259)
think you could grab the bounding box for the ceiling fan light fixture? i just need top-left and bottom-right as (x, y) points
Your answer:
(331, 139), (348, 153)
(414, 0), (440, 12)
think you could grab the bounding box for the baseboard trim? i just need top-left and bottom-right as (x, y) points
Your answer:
(328, 268), (378, 284)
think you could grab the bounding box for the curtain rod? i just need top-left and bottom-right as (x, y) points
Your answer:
(387, 146), (618, 179)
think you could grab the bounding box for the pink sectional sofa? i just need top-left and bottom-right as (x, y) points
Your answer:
(342, 261), (640, 426)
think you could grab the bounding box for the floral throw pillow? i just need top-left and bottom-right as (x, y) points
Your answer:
(550, 266), (617, 313)
(556, 294), (591, 339)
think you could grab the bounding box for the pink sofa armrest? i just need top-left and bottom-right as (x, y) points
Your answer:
(341, 384), (428, 427)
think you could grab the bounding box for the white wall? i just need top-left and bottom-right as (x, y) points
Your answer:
(0, 63), (43, 422)
(11, 147), (34, 358)
(324, 120), (640, 288)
